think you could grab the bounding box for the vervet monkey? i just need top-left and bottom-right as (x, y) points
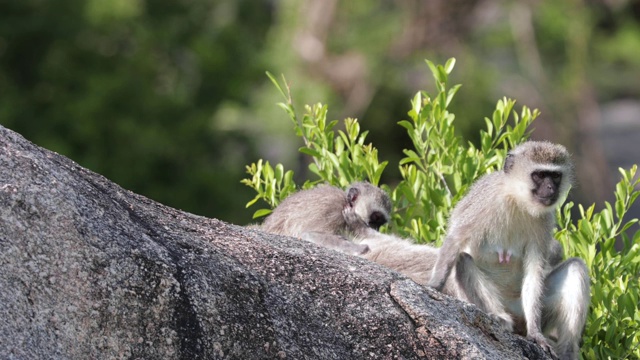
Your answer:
(260, 182), (392, 255)
(427, 141), (590, 360)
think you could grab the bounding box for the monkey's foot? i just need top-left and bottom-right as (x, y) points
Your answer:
(491, 313), (514, 332)
(426, 279), (445, 292)
(527, 333), (557, 358)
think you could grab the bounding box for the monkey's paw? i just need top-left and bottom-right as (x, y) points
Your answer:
(351, 244), (370, 256)
(491, 313), (514, 332)
(342, 206), (370, 234)
(341, 206), (361, 223)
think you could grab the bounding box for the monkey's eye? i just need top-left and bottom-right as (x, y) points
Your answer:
(531, 172), (543, 184)
(532, 171), (562, 186)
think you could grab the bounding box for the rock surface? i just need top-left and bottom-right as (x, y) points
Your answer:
(0, 125), (551, 359)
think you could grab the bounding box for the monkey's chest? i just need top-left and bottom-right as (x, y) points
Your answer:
(472, 243), (525, 296)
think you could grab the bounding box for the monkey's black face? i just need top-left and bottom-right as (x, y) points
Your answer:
(531, 170), (562, 206)
(368, 211), (387, 230)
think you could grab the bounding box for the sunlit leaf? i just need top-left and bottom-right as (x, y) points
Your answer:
(252, 208), (272, 219)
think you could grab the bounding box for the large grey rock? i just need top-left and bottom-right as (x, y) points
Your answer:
(0, 125), (551, 359)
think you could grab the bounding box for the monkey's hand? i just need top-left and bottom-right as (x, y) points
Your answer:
(301, 232), (370, 257)
(342, 206), (375, 238)
(527, 332), (556, 358)
(353, 244), (371, 256)
(428, 244), (460, 292)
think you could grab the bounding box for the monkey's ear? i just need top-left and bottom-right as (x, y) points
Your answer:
(347, 187), (360, 206)
(504, 153), (515, 173)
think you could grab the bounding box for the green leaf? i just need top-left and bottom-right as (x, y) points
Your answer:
(252, 208), (272, 219)
(298, 147), (322, 158)
(275, 163), (284, 183)
(266, 71), (288, 101)
(372, 161), (389, 185)
(245, 194), (262, 208)
(425, 59), (438, 83)
(411, 92), (422, 117)
(446, 84), (462, 107)
(444, 57), (456, 74)
(397, 120), (415, 132)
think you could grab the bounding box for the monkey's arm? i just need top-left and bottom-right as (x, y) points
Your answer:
(301, 232), (370, 256)
(427, 234), (460, 291)
(547, 239), (564, 267)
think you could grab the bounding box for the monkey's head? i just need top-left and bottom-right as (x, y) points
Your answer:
(346, 182), (392, 230)
(503, 141), (573, 216)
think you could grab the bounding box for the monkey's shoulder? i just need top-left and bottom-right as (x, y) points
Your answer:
(455, 172), (505, 206)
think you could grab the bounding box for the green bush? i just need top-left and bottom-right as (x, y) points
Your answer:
(557, 167), (640, 359)
(242, 59), (640, 359)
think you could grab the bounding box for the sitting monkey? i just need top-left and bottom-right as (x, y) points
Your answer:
(345, 141), (589, 360)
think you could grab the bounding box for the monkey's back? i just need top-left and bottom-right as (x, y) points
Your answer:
(261, 185), (348, 237)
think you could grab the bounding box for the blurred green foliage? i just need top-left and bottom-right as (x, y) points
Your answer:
(2, 0), (640, 226)
(0, 0), (272, 221)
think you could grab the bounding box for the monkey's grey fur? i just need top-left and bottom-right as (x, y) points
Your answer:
(428, 141), (590, 360)
(260, 182), (392, 255)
